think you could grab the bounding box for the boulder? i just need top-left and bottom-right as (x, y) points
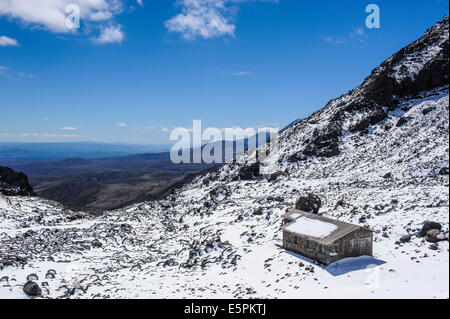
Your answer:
(439, 167), (449, 175)
(383, 172), (392, 179)
(23, 281), (42, 297)
(422, 106), (436, 115)
(252, 208), (264, 216)
(429, 244), (439, 251)
(399, 234), (412, 243)
(396, 117), (412, 127)
(91, 239), (103, 248)
(295, 194), (322, 214)
(419, 221), (442, 237)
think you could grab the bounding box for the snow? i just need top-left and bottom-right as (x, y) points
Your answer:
(289, 213), (302, 219)
(0, 88), (448, 300)
(1, 18), (449, 298)
(285, 217), (338, 239)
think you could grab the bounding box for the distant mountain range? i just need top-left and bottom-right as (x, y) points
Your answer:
(0, 142), (172, 160)
(0, 134), (273, 213)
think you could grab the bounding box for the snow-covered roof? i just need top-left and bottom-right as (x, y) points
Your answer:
(285, 217), (338, 238)
(282, 210), (368, 245)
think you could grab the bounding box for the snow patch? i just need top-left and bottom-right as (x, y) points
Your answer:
(285, 217), (338, 238)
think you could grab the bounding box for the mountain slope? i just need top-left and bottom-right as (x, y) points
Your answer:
(0, 17), (448, 299)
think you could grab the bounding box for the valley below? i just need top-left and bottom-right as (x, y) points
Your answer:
(1, 153), (215, 214)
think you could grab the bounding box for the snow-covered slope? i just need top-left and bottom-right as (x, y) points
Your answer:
(1, 18), (449, 299)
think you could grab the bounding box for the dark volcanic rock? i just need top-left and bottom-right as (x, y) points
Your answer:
(396, 117), (412, 127)
(419, 221), (443, 237)
(439, 167), (449, 175)
(399, 234), (412, 243)
(91, 239), (103, 248)
(288, 152), (307, 163)
(0, 166), (34, 196)
(252, 208), (264, 216)
(289, 17), (449, 163)
(23, 281), (42, 296)
(365, 17), (449, 105)
(422, 106), (436, 115)
(295, 194), (322, 214)
(383, 172), (392, 179)
(237, 162), (260, 180)
(429, 244), (439, 251)
(318, 143), (341, 158)
(349, 109), (388, 133)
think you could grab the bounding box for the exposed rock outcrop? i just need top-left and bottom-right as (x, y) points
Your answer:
(0, 166), (34, 196)
(295, 194), (322, 214)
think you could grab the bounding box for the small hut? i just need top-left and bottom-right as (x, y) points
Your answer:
(282, 209), (373, 265)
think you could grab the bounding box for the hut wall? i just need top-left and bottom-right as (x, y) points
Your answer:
(283, 227), (373, 265)
(340, 228), (373, 257)
(283, 231), (342, 265)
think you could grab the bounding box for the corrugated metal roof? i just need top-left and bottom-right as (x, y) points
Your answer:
(281, 209), (370, 245)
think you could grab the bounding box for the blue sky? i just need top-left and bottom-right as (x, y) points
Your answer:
(0, 0), (448, 144)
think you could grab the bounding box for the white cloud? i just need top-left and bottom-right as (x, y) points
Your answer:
(352, 27), (365, 36)
(0, 35), (19, 46)
(0, 0), (129, 45)
(136, 0), (143, 6)
(323, 27), (368, 45)
(165, 0), (277, 40)
(93, 25), (124, 44)
(229, 71), (252, 77)
(0, 0), (124, 32)
(0, 132), (83, 138)
(161, 127), (170, 133)
(0, 65), (35, 79)
(350, 27), (367, 43)
(17, 71), (35, 78)
(61, 126), (78, 131)
(322, 35), (346, 45)
(116, 122), (127, 127)
(166, 0), (235, 40)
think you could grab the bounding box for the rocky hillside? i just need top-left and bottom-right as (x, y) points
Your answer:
(0, 166), (33, 197)
(0, 17), (448, 299)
